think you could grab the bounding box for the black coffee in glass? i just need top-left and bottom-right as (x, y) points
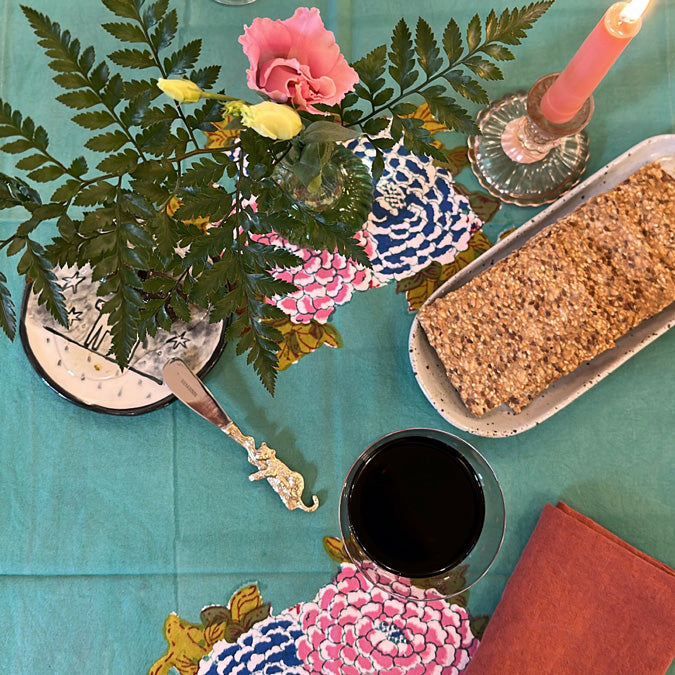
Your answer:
(347, 434), (486, 578)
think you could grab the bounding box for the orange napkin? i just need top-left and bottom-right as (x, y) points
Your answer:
(465, 502), (675, 674)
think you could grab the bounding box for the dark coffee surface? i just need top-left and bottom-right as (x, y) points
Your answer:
(348, 435), (485, 578)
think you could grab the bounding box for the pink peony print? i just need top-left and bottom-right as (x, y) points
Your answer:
(239, 8), (359, 114)
(296, 564), (479, 674)
(252, 231), (376, 324)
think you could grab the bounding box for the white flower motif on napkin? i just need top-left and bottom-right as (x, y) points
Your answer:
(197, 608), (309, 675)
(197, 564), (479, 674)
(252, 232), (377, 324)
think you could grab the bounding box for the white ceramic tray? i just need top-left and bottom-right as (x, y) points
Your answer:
(409, 134), (675, 437)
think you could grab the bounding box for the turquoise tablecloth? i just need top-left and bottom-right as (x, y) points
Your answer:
(0, 0), (673, 672)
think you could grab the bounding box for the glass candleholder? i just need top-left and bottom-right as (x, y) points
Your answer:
(467, 73), (593, 207)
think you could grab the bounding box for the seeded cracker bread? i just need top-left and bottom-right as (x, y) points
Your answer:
(538, 215), (650, 339)
(567, 204), (675, 329)
(606, 163), (675, 269)
(417, 161), (675, 417)
(497, 233), (615, 413)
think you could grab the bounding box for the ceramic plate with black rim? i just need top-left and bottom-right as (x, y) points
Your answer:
(19, 264), (228, 415)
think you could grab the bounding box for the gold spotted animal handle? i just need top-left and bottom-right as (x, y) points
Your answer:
(162, 358), (319, 513)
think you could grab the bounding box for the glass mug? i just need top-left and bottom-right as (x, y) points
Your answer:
(211, 0), (257, 5)
(339, 428), (505, 600)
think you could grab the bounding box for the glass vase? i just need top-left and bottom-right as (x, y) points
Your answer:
(273, 144), (374, 232)
(275, 149), (347, 212)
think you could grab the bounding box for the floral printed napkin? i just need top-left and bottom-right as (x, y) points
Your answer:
(197, 563), (479, 675)
(203, 105), (499, 368)
(257, 133), (484, 326)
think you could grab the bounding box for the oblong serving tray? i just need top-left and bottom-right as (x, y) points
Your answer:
(409, 134), (675, 437)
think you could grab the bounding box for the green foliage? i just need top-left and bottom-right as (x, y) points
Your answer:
(343, 2), (553, 178)
(0, 271), (16, 340)
(0, 0), (552, 393)
(17, 239), (69, 328)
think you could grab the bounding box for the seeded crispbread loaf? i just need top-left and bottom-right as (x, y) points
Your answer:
(417, 162), (675, 417)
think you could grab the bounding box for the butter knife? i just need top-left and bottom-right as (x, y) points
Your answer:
(162, 358), (319, 512)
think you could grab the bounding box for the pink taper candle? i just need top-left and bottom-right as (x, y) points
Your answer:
(541, 0), (650, 124)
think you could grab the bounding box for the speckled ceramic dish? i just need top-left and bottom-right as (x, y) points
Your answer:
(20, 264), (227, 415)
(409, 134), (675, 437)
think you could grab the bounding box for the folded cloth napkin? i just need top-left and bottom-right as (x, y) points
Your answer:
(465, 502), (675, 675)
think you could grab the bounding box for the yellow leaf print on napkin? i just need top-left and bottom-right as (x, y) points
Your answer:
(149, 584), (269, 675)
(203, 116), (240, 149)
(397, 230), (493, 311)
(266, 317), (343, 370)
(148, 613), (224, 675)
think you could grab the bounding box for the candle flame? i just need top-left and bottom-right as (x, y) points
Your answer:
(619, 0), (651, 23)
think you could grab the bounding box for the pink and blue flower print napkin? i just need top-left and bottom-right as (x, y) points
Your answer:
(198, 563), (479, 675)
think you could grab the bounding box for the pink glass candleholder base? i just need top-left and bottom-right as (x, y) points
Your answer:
(467, 73), (593, 207)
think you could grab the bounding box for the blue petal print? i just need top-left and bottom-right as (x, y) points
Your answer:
(198, 611), (308, 675)
(348, 136), (483, 283)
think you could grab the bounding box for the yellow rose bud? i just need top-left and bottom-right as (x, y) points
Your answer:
(240, 101), (303, 140)
(157, 78), (204, 104)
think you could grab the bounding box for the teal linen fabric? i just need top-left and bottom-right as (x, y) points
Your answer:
(0, 0), (673, 671)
